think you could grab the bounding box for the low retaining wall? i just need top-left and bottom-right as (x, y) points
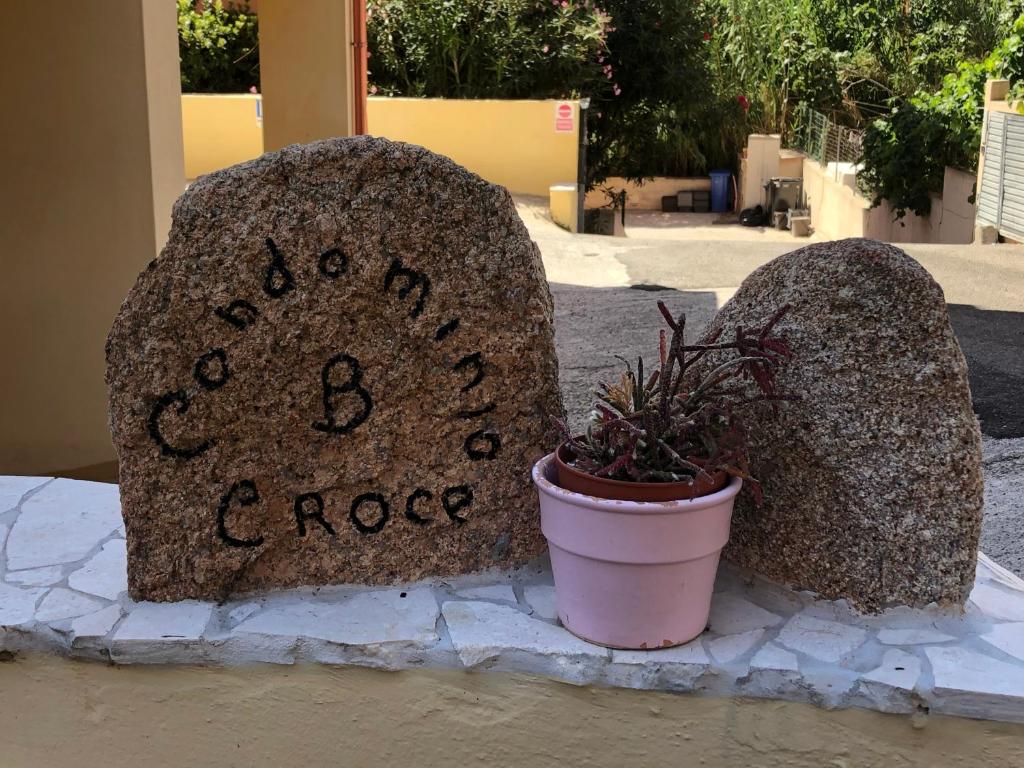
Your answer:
(182, 95), (580, 197)
(800, 157), (975, 244)
(4, 474), (1024, 739)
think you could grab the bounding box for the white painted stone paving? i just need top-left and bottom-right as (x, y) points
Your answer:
(3, 475), (1024, 724)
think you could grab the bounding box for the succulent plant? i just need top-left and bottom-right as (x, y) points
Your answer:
(555, 300), (796, 502)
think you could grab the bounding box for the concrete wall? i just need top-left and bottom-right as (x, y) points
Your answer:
(4, 656), (1022, 768)
(182, 95), (580, 196)
(800, 156), (974, 244)
(0, 0), (184, 480)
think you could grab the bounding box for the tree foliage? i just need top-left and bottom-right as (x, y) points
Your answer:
(175, 0), (1024, 212)
(178, 0), (259, 94)
(860, 12), (1024, 217)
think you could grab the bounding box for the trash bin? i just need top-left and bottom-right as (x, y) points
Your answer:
(709, 170), (731, 213)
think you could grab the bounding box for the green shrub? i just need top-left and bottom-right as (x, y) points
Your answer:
(367, 0), (726, 184)
(860, 13), (1024, 217)
(586, 0), (737, 182)
(366, 0), (607, 99)
(178, 0), (259, 94)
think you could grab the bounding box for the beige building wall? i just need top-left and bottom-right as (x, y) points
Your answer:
(583, 176), (711, 210)
(258, 0), (355, 150)
(0, 0), (185, 480)
(3, 657), (1022, 767)
(800, 157), (974, 244)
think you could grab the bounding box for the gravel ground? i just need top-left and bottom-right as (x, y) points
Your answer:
(981, 437), (1024, 575)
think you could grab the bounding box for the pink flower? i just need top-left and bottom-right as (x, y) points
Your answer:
(370, 85), (379, 95)
(542, 44), (550, 53)
(249, 86), (258, 94)
(613, 84), (621, 96)
(561, 0), (568, 6)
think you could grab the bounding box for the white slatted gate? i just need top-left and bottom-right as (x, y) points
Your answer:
(978, 110), (1024, 241)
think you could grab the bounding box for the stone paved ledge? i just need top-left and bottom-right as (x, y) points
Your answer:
(3, 476), (1024, 724)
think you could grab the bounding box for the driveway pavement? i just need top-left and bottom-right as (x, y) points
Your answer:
(516, 197), (1024, 575)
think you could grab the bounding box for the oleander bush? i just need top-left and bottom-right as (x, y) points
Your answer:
(178, 0), (259, 94)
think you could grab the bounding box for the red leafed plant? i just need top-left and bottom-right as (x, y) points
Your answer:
(555, 301), (796, 504)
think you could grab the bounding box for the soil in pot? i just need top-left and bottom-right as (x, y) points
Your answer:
(555, 442), (727, 502)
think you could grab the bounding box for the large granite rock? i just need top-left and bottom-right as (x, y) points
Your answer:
(107, 137), (562, 602)
(693, 238), (982, 612)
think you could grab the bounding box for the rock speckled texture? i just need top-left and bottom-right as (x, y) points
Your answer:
(693, 238), (982, 611)
(106, 137), (562, 601)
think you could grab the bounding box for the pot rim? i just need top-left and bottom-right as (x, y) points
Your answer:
(533, 451), (742, 515)
(555, 441), (727, 497)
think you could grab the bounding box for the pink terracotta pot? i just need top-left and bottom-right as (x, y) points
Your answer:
(532, 451), (741, 650)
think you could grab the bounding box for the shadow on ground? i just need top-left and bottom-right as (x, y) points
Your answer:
(550, 283), (719, 431)
(948, 304), (1024, 439)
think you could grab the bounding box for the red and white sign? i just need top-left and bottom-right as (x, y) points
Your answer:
(554, 101), (575, 133)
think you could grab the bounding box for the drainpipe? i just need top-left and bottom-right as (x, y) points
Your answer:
(352, 0), (368, 135)
(576, 97), (590, 234)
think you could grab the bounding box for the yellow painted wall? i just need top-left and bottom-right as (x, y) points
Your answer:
(0, 0), (184, 480)
(182, 95), (264, 178)
(369, 98), (579, 196)
(3, 656), (1022, 768)
(182, 96), (580, 196)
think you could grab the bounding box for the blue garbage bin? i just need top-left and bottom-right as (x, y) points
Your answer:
(709, 170), (731, 213)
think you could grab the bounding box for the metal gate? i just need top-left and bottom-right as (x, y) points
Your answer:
(978, 110), (1024, 241)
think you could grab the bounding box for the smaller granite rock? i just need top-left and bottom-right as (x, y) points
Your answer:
(692, 239), (982, 611)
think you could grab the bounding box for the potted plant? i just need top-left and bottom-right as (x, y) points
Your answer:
(532, 301), (794, 649)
